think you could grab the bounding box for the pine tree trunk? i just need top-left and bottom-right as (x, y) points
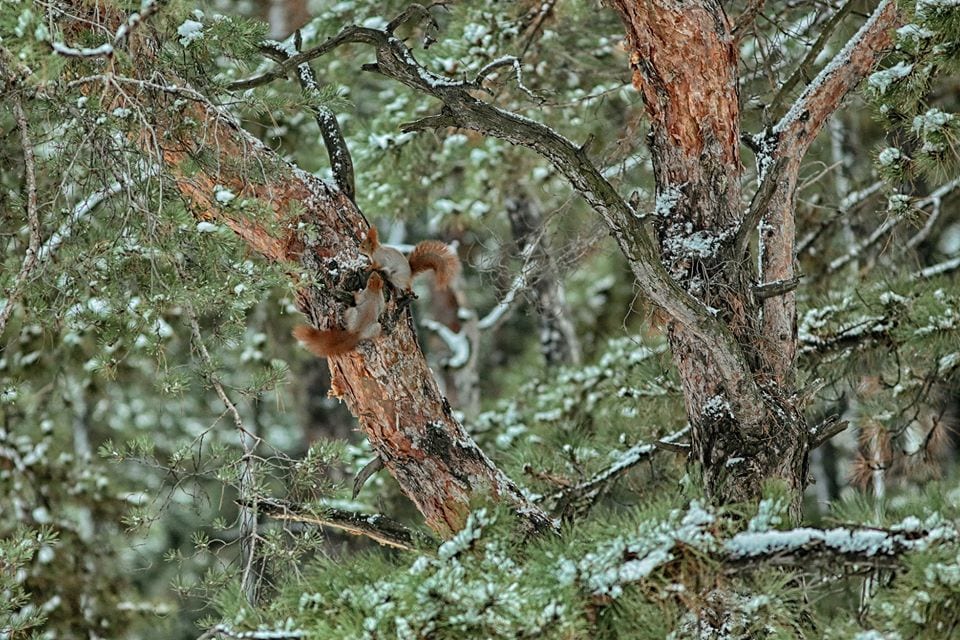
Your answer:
(134, 93), (553, 538)
(608, 0), (900, 516)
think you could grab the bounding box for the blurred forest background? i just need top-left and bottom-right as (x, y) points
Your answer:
(2, 0), (960, 638)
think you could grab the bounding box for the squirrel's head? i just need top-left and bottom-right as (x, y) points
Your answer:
(367, 272), (384, 290)
(360, 227), (378, 252)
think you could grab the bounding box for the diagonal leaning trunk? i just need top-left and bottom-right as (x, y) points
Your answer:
(134, 93), (553, 538)
(608, 0), (901, 517)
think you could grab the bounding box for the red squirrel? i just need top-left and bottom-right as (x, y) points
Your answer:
(359, 227), (461, 292)
(293, 228), (461, 357)
(292, 272), (385, 357)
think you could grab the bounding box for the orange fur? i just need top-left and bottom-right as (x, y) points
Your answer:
(408, 240), (461, 289)
(361, 226), (461, 291)
(293, 273), (385, 358)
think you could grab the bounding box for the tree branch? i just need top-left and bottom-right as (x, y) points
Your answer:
(1, 96), (42, 338)
(245, 498), (435, 552)
(261, 41), (356, 201)
(768, 0), (858, 118)
(323, 18), (767, 427)
(752, 0), (902, 382)
(543, 426), (690, 519)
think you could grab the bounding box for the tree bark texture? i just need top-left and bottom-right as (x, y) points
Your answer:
(124, 91), (554, 537)
(609, 0), (901, 513)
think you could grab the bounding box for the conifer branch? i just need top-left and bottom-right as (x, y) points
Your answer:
(187, 308), (261, 604)
(244, 498), (435, 552)
(544, 426), (690, 519)
(828, 178), (960, 275)
(260, 41), (356, 201)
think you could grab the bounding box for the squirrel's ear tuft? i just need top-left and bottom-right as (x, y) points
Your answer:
(366, 227), (378, 242)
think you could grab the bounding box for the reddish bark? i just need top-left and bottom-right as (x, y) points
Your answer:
(151, 100), (553, 538)
(609, 0), (901, 514)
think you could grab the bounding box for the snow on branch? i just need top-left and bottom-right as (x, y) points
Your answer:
(261, 6), (765, 424)
(196, 625), (305, 640)
(573, 502), (956, 599)
(723, 520), (956, 568)
(260, 41), (356, 201)
(543, 425), (690, 519)
(473, 56), (542, 102)
(828, 178), (960, 275)
(769, 0), (902, 154)
(49, 0), (163, 59)
(913, 255), (960, 280)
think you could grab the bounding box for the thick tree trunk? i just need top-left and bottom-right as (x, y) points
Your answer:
(135, 94), (553, 537)
(609, 0), (807, 512)
(609, 0), (900, 515)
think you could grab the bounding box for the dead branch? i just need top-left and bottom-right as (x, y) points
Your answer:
(244, 498), (435, 552)
(1, 96), (42, 338)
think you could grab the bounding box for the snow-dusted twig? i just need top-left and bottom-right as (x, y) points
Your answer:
(196, 624), (305, 640)
(49, 0), (163, 58)
(474, 56), (542, 102)
(544, 425), (691, 519)
(828, 178), (960, 275)
(906, 178), (960, 250)
(478, 239), (539, 331)
(722, 521), (955, 569)
(244, 498), (434, 552)
(797, 180), (884, 256)
(260, 41), (356, 201)
(37, 167), (156, 266)
(912, 255), (960, 281)
(67, 74), (208, 102)
(0, 97), (42, 338)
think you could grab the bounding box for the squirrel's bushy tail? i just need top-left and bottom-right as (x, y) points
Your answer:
(408, 241), (461, 289)
(292, 325), (362, 357)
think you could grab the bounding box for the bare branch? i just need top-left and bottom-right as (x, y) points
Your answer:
(229, 28), (377, 90)
(797, 180), (884, 256)
(261, 41), (356, 201)
(544, 426), (690, 519)
(913, 255), (960, 281)
(828, 178), (960, 275)
(753, 0), (902, 381)
(473, 56), (542, 102)
(187, 308), (260, 604)
(732, 0), (767, 36)
(768, 0), (858, 118)
(247, 498), (435, 552)
(0, 96), (42, 338)
(352, 456), (384, 499)
(49, 0), (164, 59)
(809, 415), (849, 449)
(753, 276), (803, 300)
